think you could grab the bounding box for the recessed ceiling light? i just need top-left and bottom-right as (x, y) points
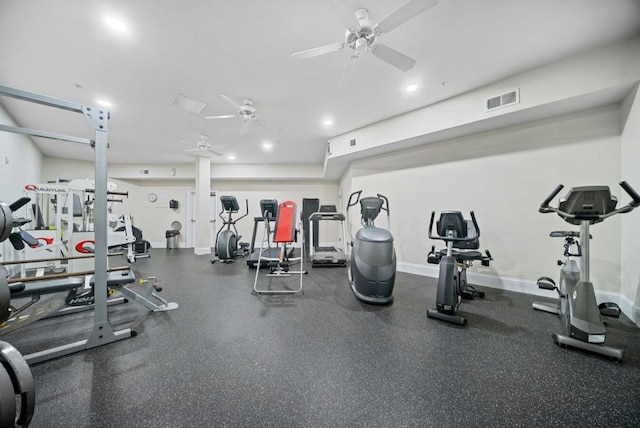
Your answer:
(405, 84), (418, 92)
(261, 141), (273, 150)
(105, 16), (127, 32)
(322, 119), (333, 126)
(227, 155), (236, 160)
(96, 99), (112, 108)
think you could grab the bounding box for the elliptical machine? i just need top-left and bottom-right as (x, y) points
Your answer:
(212, 195), (249, 263)
(535, 181), (640, 361)
(426, 211), (489, 326)
(346, 191), (396, 305)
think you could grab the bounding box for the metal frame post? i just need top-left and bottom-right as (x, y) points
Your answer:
(0, 85), (133, 363)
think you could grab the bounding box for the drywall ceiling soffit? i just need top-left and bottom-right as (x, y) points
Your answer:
(0, 0), (639, 169)
(325, 83), (633, 180)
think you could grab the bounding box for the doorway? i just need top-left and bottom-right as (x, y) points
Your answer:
(186, 190), (217, 248)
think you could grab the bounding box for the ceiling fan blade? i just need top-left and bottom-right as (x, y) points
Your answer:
(203, 114), (236, 119)
(338, 54), (360, 88)
(291, 42), (345, 60)
(239, 120), (250, 135)
(375, 0), (438, 34)
(220, 94), (241, 110)
(207, 149), (224, 157)
(254, 118), (276, 132)
(370, 43), (416, 72)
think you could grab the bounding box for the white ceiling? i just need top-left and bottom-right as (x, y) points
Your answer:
(1, 0), (639, 167)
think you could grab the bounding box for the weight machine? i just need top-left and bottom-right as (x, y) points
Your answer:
(0, 84), (137, 364)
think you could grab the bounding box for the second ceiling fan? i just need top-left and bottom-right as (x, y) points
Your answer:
(204, 95), (265, 135)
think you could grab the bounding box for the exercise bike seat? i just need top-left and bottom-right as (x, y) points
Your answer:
(437, 248), (483, 261)
(550, 230), (592, 239)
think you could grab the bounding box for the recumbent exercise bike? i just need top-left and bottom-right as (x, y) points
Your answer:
(426, 211), (492, 326)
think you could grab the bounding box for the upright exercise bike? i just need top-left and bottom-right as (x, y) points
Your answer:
(426, 211), (491, 326)
(212, 195), (249, 263)
(535, 181), (640, 361)
(346, 191), (396, 305)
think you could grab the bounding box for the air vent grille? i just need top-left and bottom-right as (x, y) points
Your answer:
(485, 89), (519, 111)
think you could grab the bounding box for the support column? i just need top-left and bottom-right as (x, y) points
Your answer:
(194, 156), (212, 255)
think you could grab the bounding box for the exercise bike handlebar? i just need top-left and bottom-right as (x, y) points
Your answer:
(539, 184), (564, 213)
(620, 180), (640, 207)
(540, 181), (640, 220)
(427, 211), (480, 242)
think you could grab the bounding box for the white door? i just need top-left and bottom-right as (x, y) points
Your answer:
(186, 190), (217, 248)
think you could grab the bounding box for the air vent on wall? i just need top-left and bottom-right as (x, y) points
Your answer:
(485, 89), (519, 112)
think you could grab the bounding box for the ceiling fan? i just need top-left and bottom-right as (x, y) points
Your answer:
(204, 95), (264, 135)
(291, 0), (438, 72)
(183, 134), (223, 157)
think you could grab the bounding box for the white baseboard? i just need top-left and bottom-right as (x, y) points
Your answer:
(149, 241), (188, 249)
(397, 261), (639, 326)
(193, 247), (211, 255)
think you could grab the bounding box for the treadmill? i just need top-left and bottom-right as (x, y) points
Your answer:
(247, 199), (293, 268)
(309, 204), (347, 267)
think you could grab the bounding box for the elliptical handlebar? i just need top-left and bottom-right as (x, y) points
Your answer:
(377, 193), (390, 215)
(540, 181), (640, 220)
(237, 199), (250, 222)
(218, 198), (249, 224)
(346, 191), (362, 210)
(427, 211), (480, 242)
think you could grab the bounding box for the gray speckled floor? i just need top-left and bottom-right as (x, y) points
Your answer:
(4, 248), (640, 427)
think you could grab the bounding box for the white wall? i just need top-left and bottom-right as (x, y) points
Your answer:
(0, 102), (42, 260)
(41, 156), (340, 248)
(0, 103), (42, 203)
(328, 35), (640, 164)
(345, 104), (623, 297)
(621, 84), (640, 323)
